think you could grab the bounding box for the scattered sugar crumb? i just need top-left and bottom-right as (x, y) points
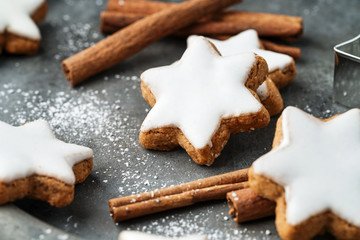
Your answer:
(66, 216), (72, 223)
(305, 105), (312, 113)
(121, 204), (273, 240)
(57, 234), (69, 240)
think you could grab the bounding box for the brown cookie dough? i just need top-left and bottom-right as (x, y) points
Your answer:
(0, 158), (93, 207)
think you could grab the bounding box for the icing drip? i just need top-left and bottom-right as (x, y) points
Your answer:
(253, 106), (360, 226)
(141, 36), (261, 149)
(0, 0), (44, 40)
(0, 120), (93, 184)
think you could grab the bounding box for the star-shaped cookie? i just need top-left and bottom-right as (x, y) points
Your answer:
(0, 0), (47, 55)
(140, 36), (270, 166)
(0, 120), (93, 207)
(249, 106), (360, 240)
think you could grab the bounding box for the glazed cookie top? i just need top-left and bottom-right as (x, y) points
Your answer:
(188, 29), (292, 72)
(253, 106), (360, 226)
(141, 36), (262, 149)
(0, 120), (93, 184)
(0, 0), (44, 40)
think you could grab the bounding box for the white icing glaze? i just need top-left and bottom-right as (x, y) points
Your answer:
(253, 106), (360, 226)
(0, 0), (44, 39)
(188, 29), (293, 72)
(141, 36), (261, 149)
(0, 120), (93, 184)
(118, 231), (208, 240)
(256, 81), (268, 101)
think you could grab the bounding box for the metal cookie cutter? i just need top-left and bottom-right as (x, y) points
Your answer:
(334, 34), (360, 108)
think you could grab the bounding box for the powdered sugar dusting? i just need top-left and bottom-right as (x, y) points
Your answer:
(0, 78), (140, 145)
(55, 22), (99, 61)
(123, 204), (272, 240)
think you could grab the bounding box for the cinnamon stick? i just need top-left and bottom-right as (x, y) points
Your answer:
(260, 39), (301, 60)
(112, 182), (249, 222)
(63, 0), (242, 86)
(227, 188), (275, 223)
(109, 169), (248, 221)
(204, 11), (303, 38)
(100, 11), (143, 33)
(103, 0), (303, 38)
(109, 168), (248, 209)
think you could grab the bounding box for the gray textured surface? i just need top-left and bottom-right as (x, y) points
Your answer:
(0, 205), (81, 240)
(0, 0), (359, 239)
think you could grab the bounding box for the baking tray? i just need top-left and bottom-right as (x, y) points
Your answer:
(0, 0), (358, 239)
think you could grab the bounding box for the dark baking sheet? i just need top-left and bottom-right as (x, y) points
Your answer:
(0, 0), (359, 239)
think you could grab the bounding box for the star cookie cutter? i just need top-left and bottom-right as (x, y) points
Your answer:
(334, 34), (360, 108)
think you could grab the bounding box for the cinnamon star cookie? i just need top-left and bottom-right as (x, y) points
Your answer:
(249, 106), (360, 240)
(140, 36), (270, 166)
(0, 120), (93, 207)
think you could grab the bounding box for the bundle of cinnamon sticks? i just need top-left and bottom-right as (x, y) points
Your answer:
(109, 168), (275, 223)
(101, 0), (303, 59)
(102, 0), (303, 40)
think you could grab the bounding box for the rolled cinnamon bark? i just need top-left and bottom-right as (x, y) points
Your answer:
(63, 0), (242, 85)
(261, 39), (301, 60)
(100, 11), (143, 33)
(227, 187), (275, 223)
(112, 182), (249, 222)
(109, 168), (248, 209)
(206, 11), (303, 38)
